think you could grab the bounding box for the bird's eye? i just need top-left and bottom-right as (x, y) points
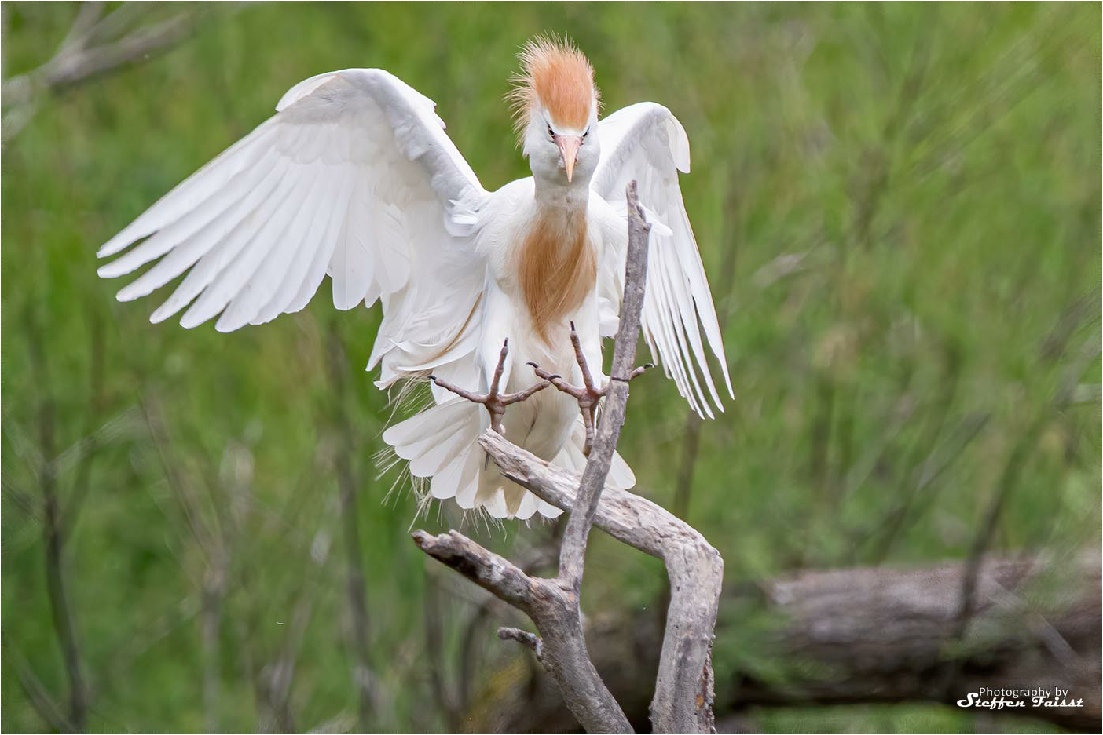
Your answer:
(582, 129), (589, 139)
(547, 124), (555, 140)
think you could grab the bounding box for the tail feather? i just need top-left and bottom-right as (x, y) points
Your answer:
(453, 449), (483, 508)
(408, 420), (470, 478)
(552, 418), (636, 491)
(432, 442), (480, 501)
(477, 485), (511, 518)
(382, 401), (633, 521)
(383, 398), (563, 519)
(383, 398), (470, 455)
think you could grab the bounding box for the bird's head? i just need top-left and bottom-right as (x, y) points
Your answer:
(510, 36), (600, 187)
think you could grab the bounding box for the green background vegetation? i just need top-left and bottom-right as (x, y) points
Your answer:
(3, 2), (1099, 732)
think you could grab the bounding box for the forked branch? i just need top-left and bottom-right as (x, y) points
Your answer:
(412, 530), (631, 732)
(478, 431), (723, 733)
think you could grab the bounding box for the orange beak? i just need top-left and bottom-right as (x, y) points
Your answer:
(556, 135), (583, 182)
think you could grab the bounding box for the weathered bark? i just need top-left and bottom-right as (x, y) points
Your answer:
(414, 530), (633, 733)
(479, 431), (723, 733)
(466, 551), (1100, 733)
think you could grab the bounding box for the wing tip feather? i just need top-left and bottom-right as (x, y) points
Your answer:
(97, 232), (139, 259)
(97, 262), (127, 279)
(115, 284), (145, 303)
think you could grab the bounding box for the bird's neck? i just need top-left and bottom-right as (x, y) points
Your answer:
(532, 175), (590, 217)
(517, 177), (596, 345)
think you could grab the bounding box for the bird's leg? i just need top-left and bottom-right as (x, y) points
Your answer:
(429, 338), (550, 435)
(528, 322), (654, 456)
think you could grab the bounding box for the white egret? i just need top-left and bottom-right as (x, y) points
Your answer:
(98, 36), (733, 519)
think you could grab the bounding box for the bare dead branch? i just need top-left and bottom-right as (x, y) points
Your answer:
(5, 11), (191, 102)
(499, 627), (544, 659)
(57, 2), (107, 54)
(412, 530), (632, 733)
(413, 531), (533, 608)
(479, 431), (723, 733)
(423, 535), (557, 720)
(2, 3), (200, 142)
(557, 181), (651, 592)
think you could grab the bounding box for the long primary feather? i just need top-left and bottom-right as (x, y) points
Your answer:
(591, 102), (734, 415)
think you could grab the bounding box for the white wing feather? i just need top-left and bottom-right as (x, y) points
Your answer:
(591, 102), (734, 417)
(99, 69), (489, 376)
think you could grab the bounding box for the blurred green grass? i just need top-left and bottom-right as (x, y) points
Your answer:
(2, 2), (1099, 732)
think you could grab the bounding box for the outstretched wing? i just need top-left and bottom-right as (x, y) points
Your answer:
(591, 102), (733, 418)
(98, 69), (489, 378)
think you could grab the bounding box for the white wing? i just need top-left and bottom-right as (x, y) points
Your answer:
(591, 102), (734, 418)
(98, 69), (489, 379)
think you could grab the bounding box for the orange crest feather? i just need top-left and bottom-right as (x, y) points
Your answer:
(509, 35), (599, 136)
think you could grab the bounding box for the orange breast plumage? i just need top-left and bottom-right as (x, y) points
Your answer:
(516, 209), (597, 343)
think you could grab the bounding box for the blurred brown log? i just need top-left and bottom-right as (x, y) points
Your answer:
(466, 551), (1100, 733)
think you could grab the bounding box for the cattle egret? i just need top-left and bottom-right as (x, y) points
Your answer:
(97, 36), (734, 519)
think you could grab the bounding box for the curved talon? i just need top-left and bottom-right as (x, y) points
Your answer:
(536, 323), (654, 457)
(429, 338), (553, 435)
(613, 363), (655, 382)
(527, 361), (564, 384)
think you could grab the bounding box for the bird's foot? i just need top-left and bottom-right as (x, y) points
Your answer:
(527, 322), (654, 456)
(430, 338), (550, 434)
